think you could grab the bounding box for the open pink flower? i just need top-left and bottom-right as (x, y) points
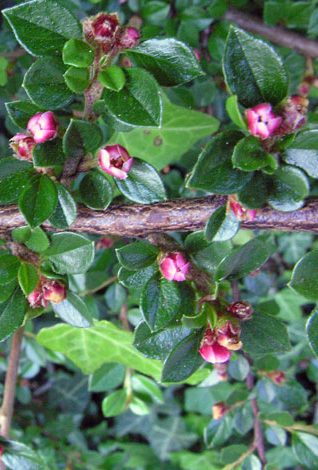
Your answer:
(199, 327), (232, 364)
(159, 252), (190, 282)
(228, 195), (257, 222)
(27, 111), (58, 144)
(9, 133), (35, 161)
(246, 103), (282, 140)
(99, 144), (133, 180)
(117, 27), (140, 50)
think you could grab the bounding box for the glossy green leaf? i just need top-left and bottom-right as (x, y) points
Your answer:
(5, 101), (41, 129)
(289, 249), (318, 301)
(102, 389), (128, 417)
(44, 232), (94, 274)
(118, 265), (158, 288)
(25, 227), (50, 253)
(18, 174), (58, 228)
(63, 119), (103, 158)
(241, 312), (291, 355)
(237, 171), (270, 209)
(292, 432), (318, 468)
(232, 136), (278, 172)
(33, 139), (66, 167)
(48, 183), (77, 229)
(18, 263), (39, 296)
(102, 68), (162, 128)
(23, 57), (75, 109)
(0, 158), (32, 204)
(187, 130), (251, 193)
(0, 287), (26, 342)
(0, 280), (17, 304)
(127, 38), (203, 86)
(116, 242), (159, 271)
(116, 159), (166, 203)
(214, 238), (269, 281)
(225, 95), (247, 129)
(3, 0), (82, 57)
(268, 166), (309, 212)
(52, 292), (93, 328)
(98, 66), (126, 92)
(1, 440), (53, 470)
(223, 27), (288, 107)
(79, 171), (113, 210)
(306, 307), (318, 358)
(0, 255), (20, 285)
(205, 205), (239, 242)
(284, 129), (318, 178)
(64, 66), (90, 93)
(62, 38), (94, 68)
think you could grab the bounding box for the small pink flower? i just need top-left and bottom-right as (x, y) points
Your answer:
(194, 49), (201, 61)
(228, 195), (257, 222)
(199, 327), (232, 364)
(159, 252), (190, 282)
(228, 301), (253, 321)
(99, 144), (133, 180)
(117, 27), (140, 50)
(9, 133), (35, 161)
(43, 280), (66, 304)
(27, 111), (58, 144)
(246, 103), (282, 140)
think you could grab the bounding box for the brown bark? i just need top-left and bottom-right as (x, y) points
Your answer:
(0, 196), (318, 237)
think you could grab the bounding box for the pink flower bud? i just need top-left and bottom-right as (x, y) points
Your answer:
(216, 318), (242, 351)
(194, 49), (201, 61)
(117, 27), (140, 50)
(159, 252), (190, 282)
(246, 103), (282, 140)
(274, 95), (308, 135)
(83, 13), (120, 53)
(96, 236), (114, 249)
(99, 144), (134, 180)
(43, 280), (66, 304)
(228, 301), (253, 320)
(228, 195), (257, 222)
(27, 111), (58, 144)
(212, 402), (229, 420)
(9, 134), (36, 162)
(267, 370), (286, 385)
(27, 288), (49, 309)
(199, 327), (232, 364)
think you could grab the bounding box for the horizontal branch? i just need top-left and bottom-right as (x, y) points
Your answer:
(224, 7), (318, 58)
(1, 196), (318, 237)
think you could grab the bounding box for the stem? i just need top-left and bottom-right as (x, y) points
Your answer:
(0, 327), (25, 439)
(78, 275), (117, 297)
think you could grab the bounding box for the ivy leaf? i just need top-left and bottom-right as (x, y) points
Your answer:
(127, 38), (203, 87)
(0, 287), (26, 342)
(52, 292), (93, 328)
(289, 249), (318, 301)
(79, 171), (113, 210)
(48, 183), (77, 229)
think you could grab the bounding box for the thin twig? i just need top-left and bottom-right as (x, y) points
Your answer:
(78, 276), (117, 297)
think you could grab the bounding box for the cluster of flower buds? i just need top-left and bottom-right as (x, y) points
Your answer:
(159, 252), (190, 282)
(96, 236), (114, 249)
(83, 12), (139, 54)
(212, 401), (229, 420)
(27, 276), (66, 309)
(10, 111), (58, 162)
(199, 317), (242, 364)
(99, 144), (134, 180)
(227, 301), (253, 321)
(228, 194), (257, 222)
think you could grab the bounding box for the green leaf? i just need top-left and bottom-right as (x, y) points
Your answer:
(241, 311), (291, 355)
(102, 67), (162, 128)
(18, 174), (58, 228)
(62, 38), (94, 68)
(88, 363), (125, 392)
(292, 432), (318, 468)
(63, 119), (103, 158)
(306, 307), (318, 358)
(131, 374), (164, 404)
(1, 440), (53, 470)
(37, 320), (163, 379)
(0, 255), (20, 285)
(116, 242), (159, 271)
(127, 38), (203, 87)
(98, 66), (126, 92)
(161, 329), (204, 383)
(223, 27), (288, 108)
(0, 158), (32, 204)
(44, 232), (94, 274)
(232, 136), (278, 172)
(5, 101), (41, 129)
(0, 280), (17, 304)
(226, 95), (247, 129)
(25, 228), (50, 253)
(0, 287), (26, 342)
(79, 171), (113, 210)
(116, 159), (166, 203)
(109, 95), (219, 170)
(18, 263), (39, 296)
(33, 139), (66, 167)
(205, 205), (239, 243)
(187, 130), (251, 193)
(23, 57), (75, 109)
(118, 265), (158, 288)
(268, 166), (309, 212)
(289, 249), (318, 301)
(237, 171), (270, 209)
(52, 292), (93, 328)
(205, 416), (233, 448)
(2, 0), (82, 57)
(214, 238), (269, 281)
(64, 66), (90, 93)
(284, 129), (318, 178)
(102, 389), (128, 417)
(48, 183), (77, 229)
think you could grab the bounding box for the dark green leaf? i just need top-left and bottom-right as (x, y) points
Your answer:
(225, 95), (247, 129)
(289, 249), (318, 301)
(0, 158), (32, 204)
(5, 101), (41, 129)
(79, 171), (113, 210)
(18, 174), (58, 228)
(48, 183), (77, 229)
(232, 136), (278, 172)
(284, 129), (318, 178)
(205, 205), (239, 242)
(62, 38), (94, 68)
(223, 27), (288, 107)
(116, 159), (166, 203)
(241, 311), (291, 355)
(306, 307), (318, 358)
(187, 130), (251, 193)
(214, 238), (269, 281)
(18, 263), (39, 296)
(0, 255), (20, 285)
(33, 139), (66, 167)
(237, 171), (270, 209)
(184, 231), (211, 254)
(98, 66), (126, 92)
(52, 292), (93, 327)
(161, 328), (204, 383)
(116, 242), (159, 271)
(118, 265), (158, 288)
(23, 57), (75, 109)
(268, 166), (309, 212)
(0, 279), (17, 304)
(64, 66), (90, 93)
(3, 0), (82, 57)
(44, 232), (94, 274)
(0, 287), (26, 342)
(127, 38), (203, 87)
(63, 119), (103, 158)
